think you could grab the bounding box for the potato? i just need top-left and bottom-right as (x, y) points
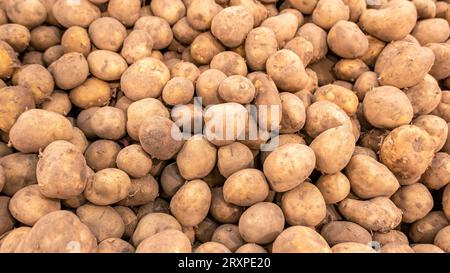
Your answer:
(120, 30), (153, 65)
(194, 218), (217, 243)
(87, 50), (127, 81)
(230, 0), (267, 27)
(0, 197), (15, 236)
(266, 49), (308, 92)
(414, 115), (448, 153)
(359, 0), (417, 42)
(195, 69), (226, 106)
(413, 0), (436, 19)
(283, 36), (313, 67)
(339, 197), (402, 232)
(211, 6), (253, 48)
(333, 59), (369, 82)
(436, 1), (448, 18)
(120, 57), (170, 101)
(217, 142), (253, 178)
(12, 64), (54, 103)
(0, 227), (31, 253)
(97, 238), (135, 253)
(106, 0), (140, 27)
(421, 153), (450, 190)
(161, 77), (194, 106)
(76, 107), (99, 138)
(113, 206), (137, 239)
(160, 164), (184, 197)
(433, 90), (450, 122)
(136, 229), (191, 253)
(211, 224), (244, 252)
(76, 204), (124, 242)
(222, 168), (269, 206)
(41, 91), (71, 116)
(0, 165), (4, 192)
(170, 179), (211, 227)
(305, 101), (352, 138)
(115, 96), (133, 113)
(314, 84), (358, 116)
(15, 211), (97, 253)
(172, 18), (200, 45)
(235, 243), (267, 253)
(428, 43), (450, 81)
(412, 244), (444, 253)
(345, 155), (399, 199)
(380, 125), (435, 182)
(272, 226), (331, 253)
(217, 75), (254, 104)
(375, 41), (434, 89)
(0, 153), (38, 196)
(61, 26), (91, 57)
(380, 243), (414, 253)
(0, 141), (12, 157)
(210, 187), (242, 224)
(126, 98), (169, 141)
(90, 107), (126, 140)
(84, 168), (131, 206)
(52, 0), (100, 28)
(62, 192), (87, 209)
(296, 23), (328, 64)
(260, 12), (298, 47)
(0, 24), (31, 52)
(170, 61), (200, 83)
(409, 211), (449, 243)
(88, 17), (126, 52)
(392, 183), (433, 224)
(116, 145), (152, 179)
(405, 74), (441, 116)
(434, 226), (450, 253)
(359, 35), (384, 67)
(132, 213), (182, 247)
(194, 242), (231, 253)
(260, 134), (306, 164)
(5, 0), (46, 28)
(150, 0), (185, 26)
(310, 126), (355, 174)
(9, 185), (60, 226)
(412, 19), (449, 45)
(134, 16), (173, 50)
(372, 230), (408, 247)
(118, 175), (159, 207)
(84, 140), (120, 171)
(278, 92), (306, 134)
(0, 41), (20, 80)
(0, 86), (35, 133)
(209, 51), (247, 77)
(321, 221), (371, 246)
(49, 52), (89, 90)
(70, 78), (111, 109)
(316, 172), (350, 204)
(327, 20), (368, 59)
(29, 26), (60, 52)
(312, 0), (349, 30)
(263, 143), (315, 192)
(190, 32), (224, 65)
(281, 182), (326, 226)
(331, 242), (376, 253)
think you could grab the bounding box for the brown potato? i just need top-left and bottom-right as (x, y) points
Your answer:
(76, 107), (99, 138)
(12, 64), (54, 103)
(217, 142), (254, 178)
(413, 0), (436, 19)
(134, 16), (173, 50)
(316, 172), (350, 204)
(97, 238), (135, 253)
(70, 78), (111, 109)
(327, 20), (368, 59)
(5, 0), (46, 28)
(52, 0), (100, 28)
(409, 211), (449, 243)
(49, 52), (89, 90)
(195, 69), (227, 106)
(373, 230), (409, 247)
(0, 153), (38, 196)
(281, 182), (326, 226)
(261, 12), (298, 47)
(211, 6), (253, 48)
(107, 0), (141, 27)
(136, 229), (191, 253)
(160, 163), (184, 197)
(235, 243), (267, 253)
(119, 175), (159, 207)
(296, 23), (328, 64)
(120, 30), (153, 64)
(428, 43), (450, 81)
(421, 153), (450, 190)
(162, 77), (194, 106)
(187, 0), (222, 31)
(211, 224), (244, 252)
(0, 24), (31, 52)
(88, 17), (126, 52)
(412, 244), (444, 253)
(87, 50), (127, 81)
(0, 165), (4, 192)
(76, 204), (124, 242)
(412, 18), (450, 45)
(126, 98), (169, 140)
(279, 92), (306, 133)
(114, 206), (137, 239)
(283, 36), (313, 67)
(190, 32), (224, 65)
(0, 197), (15, 236)
(172, 17), (201, 45)
(210, 187), (242, 224)
(170, 61), (200, 83)
(314, 84), (358, 116)
(305, 101), (352, 138)
(84, 140), (120, 171)
(405, 74), (442, 115)
(29, 26), (60, 52)
(41, 91), (71, 116)
(176, 135), (217, 179)
(432, 90), (450, 122)
(332, 242), (376, 253)
(353, 71), (379, 101)
(210, 51), (247, 77)
(223, 169), (269, 206)
(333, 59), (369, 82)
(149, 0), (185, 25)
(230, 0), (267, 27)
(195, 218), (218, 243)
(0, 41), (20, 80)
(392, 183), (433, 223)
(245, 27), (279, 72)
(380, 243), (414, 253)
(413, 115), (448, 153)
(321, 221), (371, 246)
(0, 86), (35, 133)
(266, 49), (308, 92)
(116, 145), (152, 179)
(84, 168), (131, 206)
(434, 226), (450, 253)
(218, 75), (255, 104)
(272, 226), (331, 253)
(132, 212), (182, 247)
(194, 242), (231, 253)
(0, 227), (31, 253)
(61, 26), (91, 57)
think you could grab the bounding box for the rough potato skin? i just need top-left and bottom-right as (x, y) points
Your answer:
(266, 49), (309, 92)
(272, 226), (332, 253)
(327, 20), (368, 58)
(374, 41), (434, 89)
(90, 106), (126, 140)
(37, 141), (87, 199)
(76, 204), (125, 242)
(211, 6), (254, 48)
(170, 180), (211, 227)
(321, 221), (372, 246)
(279, 92), (306, 133)
(412, 244), (444, 253)
(176, 135), (217, 180)
(84, 140), (120, 171)
(84, 168), (131, 206)
(15, 211), (97, 253)
(338, 197), (403, 232)
(118, 175), (159, 207)
(0, 196), (15, 236)
(391, 183), (434, 223)
(380, 243), (414, 253)
(108, 0), (141, 27)
(97, 238), (135, 253)
(134, 16), (173, 50)
(0, 153), (38, 196)
(409, 211), (449, 243)
(284, 36), (314, 66)
(412, 18), (450, 45)
(0, 24), (31, 52)
(11, 64), (54, 103)
(61, 26), (91, 57)
(211, 224), (244, 252)
(88, 17), (127, 52)
(120, 30), (153, 64)
(87, 50), (127, 81)
(49, 52), (89, 90)
(131, 213), (182, 247)
(9, 109), (74, 153)
(314, 84), (359, 116)
(332, 242), (376, 253)
(404, 74), (442, 115)
(263, 144), (316, 192)
(223, 169), (269, 206)
(245, 27), (278, 71)
(116, 145), (152, 179)
(0, 86), (35, 133)
(312, 0), (349, 30)
(0, 41), (20, 79)
(316, 172), (350, 204)
(345, 155), (400, 199)
(413, 115), (448, 153)
(305, 101), (352, 138)
(5, 0), (47, 29)
(434, 226), (450, 253)
(217, 142), (254, 178)
(238, 202), (285, 244)
(297, 23), (328, 63)
(69, 77), (111, 109)
(372, 230), (409, 247)
(136, 229), (191, 253)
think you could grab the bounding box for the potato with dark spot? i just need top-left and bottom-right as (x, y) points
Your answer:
(272, 226), (331, 253)
(211, 224), (244, 252)
(223, 169), (269, 206)
(49, 53), (89, 90)
(61, 26), (91, 57)
(87, 50), (127, 82)
(266, 49), (309, 92)
(409, 211), (449, 243)
(391, 183), (433, 223)
(98, 238), (135, 253)
(119, 175), (159, 207)
(0, 24), (31, 52)
(84, 140), (120, 171)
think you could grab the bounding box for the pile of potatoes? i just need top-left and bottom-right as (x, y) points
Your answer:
(1, 0), (450, 254)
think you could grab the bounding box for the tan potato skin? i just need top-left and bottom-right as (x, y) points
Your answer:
(327, 20), (368, 59)
(0, 86), (35, 133)
(266, 49), (309, 92)
(412, 244), (444, 253)
(305, 101), (352, 138)
(211, 6), (254, 48)
(409, 211), (449, 243)
(279, 92), (306, 134)
(434, 226), (450, 253)
(84, 168), (131, 206)
(373, 230), (409, 247)
(61, 26), (91, 57)
(84, 140), (120, 171)
(211, 224), (244, 252)
(0, 153), (38, 197)
(272, 226), (332, 253)
(392, 183), (434, 224)
(312, 0), (349, 30)
(217, 142), (254, 178)
(177, 135), (217, 180)
(190, 32), (224, 65)
(131, 213), (182, 247)
(210, 187), (243, 224)
(118, 175), (159, 207)
(108, 0), (141, 27)
(223, 169), (269, 207)
(314, 84), (359, 116)
(412, 18), (450, 45)
(116, 145), (152, 179)
(0, 41), (21, 80)
(194, 242), (231, 253)
(321, 221), (372, 246)
(0, 24), (31, 52)
(76, 204), (125, 242)
(136, 229), (191, 253)
(97, 238), (135, 253)
(48, 52), (89, 90)
(87, 50), (127, 81)
(405, 74), (442, 115)
(0, 227), (31, 253)
(114, 206), (137, 239)
(414, 115), (448, 153)
(235, 243), (267, 253)
(0, 196), (15, 236)
(316, 172), (350, 204)
(245, 27), (278, 71)
(380, 243), (414, 253)
(332, 242), (376, 253)
(88, 17), (127, 52)
(428, 43), (450, 81)
(261, 13), (298, 47)
(52, 0), (100, 28)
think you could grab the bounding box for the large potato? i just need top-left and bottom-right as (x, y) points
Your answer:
(266, 49), (309, 92)
(223, 169), (269, 206)
(211, 6), (253, 48)
(48, 52), (89, 90)
(412, 18), (450, 45)
(245, 27), (278, 71)
(90, 106), (126, 140)
(409, 211), (449, 243)
(121, 30), (153, 64)
(272, 226), (331, 253)
(52, 0), (100, 28)
(0, 227), (31, 253)
(5, 0), (47, 29)
(327, 20), (368, 59)
(0, 24), (31, 53)
(404, 74), (442, 115)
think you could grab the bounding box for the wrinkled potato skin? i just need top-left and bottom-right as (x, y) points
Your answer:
(119, 175), (159, 207)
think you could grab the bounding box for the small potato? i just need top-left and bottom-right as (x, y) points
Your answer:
(119, 175), (159, 207)
(316, 172), (350, 204)
(116, 145), (152, 179)
(61, 26), (91, 57)
(162, 77), (194, 106)
(9, 185), (60, 226)
(272, 226), (331, 253)
(211, 6), (253, 48)
(413, 115), (448, 153)
(218, 75), (254, 104)
(412, 244), (444, 253)
(314, 84), (358, 116)
(210, 187), (242, 224)
(41, 91), (71, 116)
(412, 19), (450, 45)
(223, 169), (269, 206)
(195, 218), (218, 243)
(190, 32), (224, 65)
(76, 108), (98, 138)
(244, 27), (278, 71)
(266, 49), (309, 92)
(409, 211), (449, 243)
(363, 86), (413, 129)
(84, 140), (121, 171)
(126, 98), (169, 140)
(15, 211), (97, 253)
(332, 242), (376, 253)
(115, 96), (133, 113)
(0, 227), (31, 253)
(170, 179), (211, 227)
(261, 12), (298, 47)
(87, 50), (127, 81)
(327, 20), (368, 59)
(217, 142), (253, 178)
(260, 134), (306, 165)
(90, 106), (126, 140)
(0, 153), (38, 196)
(281, 182), (326, 226)
(333, 59), (369, 82)
(9, 110), (73, 153)
(310, 126), (355, 174)
(194, 242), (231, 253)
(0, 24), (31, 52)
(5, 0), (47, 28)
(321, 221), (372, 246)
(173, 17), (201, 45)
(134, 16), (173, 50)
(283, 36), (313, 67)
(339, 197), (402, 232)
(373, 230), (409, 247)
(186, 0), (222, 31)
(84, 168), (131, 206)
(30, 26), (60, 52)
(0, 165), (4, 192)
(70, 78), (111, 109)
(305, 101), (352, 138)
(404, 74), (441, 115)
(62, 193), (88, 209)
(380, 243), (414, 253)
(120, 57), (170, 101)
(211, 224), (244, 252)
(160, 163), (184, 197)
(263, 144), (315, 192)
(279, 92), (306, 134)
(380, 125), (435, 181)
(433, 90), (450, 122)
(0, 86), (35, 133)
(139, 116), (184, 160)
(177, 135), (217, 180)
(195, 69), (226, 106)
(136, 229), (191, 253)
(392, 183), (434, 223)
(210, 51), (247, 77)
(121, 30), (153, 64)
(52, 0), (100, 28)
(0, 197), (15, 236)
(345, 155), (400, 199)
(413, 0), (436, 19)
(296, 23), (328, 64)
(238, 202), (284, 244)
(353, 71), (379, 101)
(114, 206), (137, 239)
(107, 0), (141, 27)
(434, 226), (450, 253)
(88, 17), (126, 52)
(49, 52), (89, 90)
(359, 0), (417, 42)
(230, 0), (268, 27)
(132, 213), (182, 247)
(375, 41), (434, 89)
(0, 41), (20, 80)
(98, 238), (135, 253)
(170, 61), (200, 83)
(76, 204), (125, 242)
(428, 43), (450, 81)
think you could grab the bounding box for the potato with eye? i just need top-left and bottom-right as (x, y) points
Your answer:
(49, 52), (89, 90)
(392, 183), (434, 224)
(30, 26), (61, 52)
(217, 142), (254, 178)
(272, 226), (332, 253)
(87, 50), (127, 81)
(107, 0), (141, 27)
(84, 140), (121, 171)
(76, 204), (125, 242)
(162, 77), (194, 106)
(353, 71), (379, 102)
(0, 86), (35, 134)
(172, 17), (201, 45)
(409, 211), (449, 243)
(187, 0), (222, 31)
(88, 17), (127, 52)
(223, 169), (269, 207)
(333, 59), (369, 82)
(316, 172), (350, 204)
(314, 84), (359, 116)
(84, 168), (131, 206)
(0, 41), (20, 80)
(134, 16), (173, 50)
(170, 61), (200, 83)
(261, 12), (298, 47)
(327, 20), (368, 59)
(210, 187), (243, 224)
(266, 49), (309, 92)
(230, 0), (268, 27)
(281, 182), (326, 226)
(61, 26), (91, 57)
(412, 18), (449, 45)
(70, 78), (111, 109)
(0, 24), (31, 53)
(218, 75), (255, 104)
(118, 175), (159, 207)
(116, 145), (152, 179)
(190, 32), (224, 65)
(175, 135), (216, 177)
(131, 212), (182, 247)
(12, 64), (54, 103)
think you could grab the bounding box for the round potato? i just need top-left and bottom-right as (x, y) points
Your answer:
(195, 69), (227, 106)
(84, 168), (131, 206)
(245, 27), (278, 71)
(316, 172), (350, 204)
(211, 6), (253, 48)
(118, 175), (159, 207)
(134, 16), (173, 50)
(116, 145), (152, 179)
(126, 98), (169, 140)
(412, 18), (450, 45)
(52, 0), (100, 28)
(210, 51), (247, 77)
(409, 211), (449, 243)
(176, 135), (217, 180)
(211, 224), (244, 252)
(0, 227), (31, 253)
(0, 153), (38, 196)
(266, 49), (309, 92)
(421, 153), (450, 190)
(305, 101), (352, 138)
(61, 26), (91, 57)
(210, 187), (243, 224)
(84, 140), (120, 171)
(97, 238), (135, 253)
(272, 226), (331, 253)
(5, 0), (47, 29)
(261, 12), (298, 47)
(391, 183), (434, 223)
(88, 17), (126, 52)
(0, 86), (35, 133)
(76, 204), (124, 242)
(87, 50), (127, 81)
(162, 77), (194, 106)
(70, 78), (111, 109)
(48, 52), (89, 90)
(217, 142), (253, 178)
(186, 0), (222, 31)
(136, 229), (191, 253)
(404, 74), (441, 115)
(218, 75), (255, 104)
(327, 20), (368, 59)
(172, 17), (201, 45)
(120, 30), (153, 64)
(223, 169), (269, 206)
(132, 212), (182, 247)
(0, 24), (31, 52)
(108, 0), (141, 27)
